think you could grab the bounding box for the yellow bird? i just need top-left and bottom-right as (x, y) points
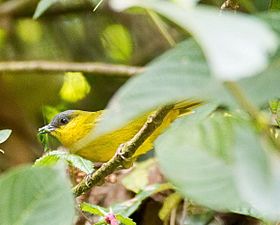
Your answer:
(39, 101), (201, 163)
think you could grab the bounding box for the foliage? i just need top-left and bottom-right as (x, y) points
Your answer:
(34, 150), (94, 174)
(0, 165), (75, 225)
(60, 72), (91, 103)
(2, 0), (280, 224)
(81, 183), (171, 224)
(110, 0), (277, 80)
(101, 24), (133, 63)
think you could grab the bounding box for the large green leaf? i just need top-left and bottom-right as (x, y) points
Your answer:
(239, 53), (280, 106)
(110, 0), (278, 80)
(233, 123), (280, 221)
(91, 37), (280, 138)
(92, 40), (225, 136)
(259, 12), (280, 35)
(155, 111), (260, 218)
(0, 165), (75, 225)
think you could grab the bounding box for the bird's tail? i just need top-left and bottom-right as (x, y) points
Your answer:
(173, 100), (203, 117)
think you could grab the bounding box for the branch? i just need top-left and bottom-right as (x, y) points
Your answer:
(72, 105), (174, 197)
(0, 61), (145, 76)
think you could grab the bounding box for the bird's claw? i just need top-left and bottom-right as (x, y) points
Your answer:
(115, 144), (129, 161)
(115, 144), (134, 168)
(85, 173), (93, 187)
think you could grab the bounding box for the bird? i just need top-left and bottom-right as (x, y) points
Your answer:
(39, 101), (201, 163)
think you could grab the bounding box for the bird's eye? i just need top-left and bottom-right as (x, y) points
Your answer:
(60, 118), (69, 125)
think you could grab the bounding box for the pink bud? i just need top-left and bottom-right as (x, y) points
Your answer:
(105, 213), (119, 225)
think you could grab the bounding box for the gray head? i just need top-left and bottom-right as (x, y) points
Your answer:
(38, 110), (75, 134)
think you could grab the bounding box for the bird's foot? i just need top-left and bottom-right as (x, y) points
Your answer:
(115, 143), (134, 169)
(84, 171), (104, 187)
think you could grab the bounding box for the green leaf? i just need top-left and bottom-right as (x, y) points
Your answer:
(101, 24), (133, 63)
(92, 37), (280, 138)
(239, 50), (280, 107)
(159, 192), (182, 221)
(110, 0), (278, 80)
(0, 165), (75, 225)
(94, 221), (107, 225)
(259, 12), (280, 35)
(0, 129), (12, 144)
(269, 0), (280, 10)
(16, 19), (42, 43)
(233, 123), (280, 221)
(92, 40), (224, 136)
(155, 112), (260, 217)
(33, 0), (59, 19)
(60, 72), (91, 103)
(112, 183), (171, 217)
(37, 133), (52, 152)
(115, 214), (136, 225)
(122, 158), (156, 193)
(269, 99), (280, 114)
(34, 150), (94, 174)
(0, 29), (6, 48)
(81, 184), (170, 224)
(80, 202), (107, 216)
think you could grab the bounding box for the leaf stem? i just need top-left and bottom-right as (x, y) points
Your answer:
(224, 81), (260, 121)
(224, 81), (280, 150)
(146, 9), (176, 47)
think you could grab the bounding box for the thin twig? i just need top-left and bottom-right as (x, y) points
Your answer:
(224, 81), (280, 150)
(170, 207), (177, 225)
(224, 81), (260, 120)
(0, 61), (145, 76)
(180, 200), (188, 225)
(146, 9), (176, 47)
(72, 105), (174, 197)
(204, 214), (216, 225)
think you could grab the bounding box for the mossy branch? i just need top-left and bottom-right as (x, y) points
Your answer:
(0, 61), (144, 77)
(72, 105), (174, 197)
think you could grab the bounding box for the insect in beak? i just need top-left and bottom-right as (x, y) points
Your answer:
(38, 124), (56, 134)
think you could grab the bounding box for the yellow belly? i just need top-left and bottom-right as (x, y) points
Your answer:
(70, 110), (180, 162)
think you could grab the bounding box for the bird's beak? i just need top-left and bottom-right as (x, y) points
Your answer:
(38, 124), (56, 134)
